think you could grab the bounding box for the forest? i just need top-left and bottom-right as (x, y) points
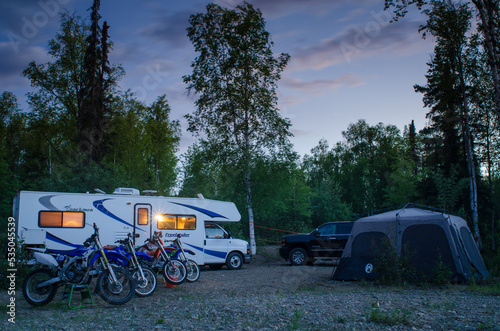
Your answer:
(1, 0), (499, 275)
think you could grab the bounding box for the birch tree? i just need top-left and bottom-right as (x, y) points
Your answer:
(183, 2), (291, 254)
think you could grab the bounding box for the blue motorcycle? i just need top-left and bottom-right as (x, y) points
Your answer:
(22, 223), (135, 306)
(104, 233), (158, 297)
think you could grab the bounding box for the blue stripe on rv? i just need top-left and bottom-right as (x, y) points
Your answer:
(170, 202), (228, 219)
(46, 232), (80, 248)
(185, 242), (227, 260)
(93, 198), (146, 232)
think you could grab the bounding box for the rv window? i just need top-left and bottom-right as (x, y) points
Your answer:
(156, 214), (196, 230)
(137, 208), (149, 225)
(178, 216), (196, 230)
(39, 211), (85, 228)
(157, 215), (176, 229)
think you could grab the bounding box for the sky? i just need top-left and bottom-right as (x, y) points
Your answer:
(0, 0), (435, 157)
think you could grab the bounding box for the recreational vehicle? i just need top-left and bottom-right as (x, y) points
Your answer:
(13, 188), (251, 269)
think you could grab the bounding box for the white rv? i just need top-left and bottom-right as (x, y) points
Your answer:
(13, 188), (251, 269)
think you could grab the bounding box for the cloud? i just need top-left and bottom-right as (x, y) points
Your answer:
(0, 42), (51, 89)
(215, 0), (371, 18)
(282, 75), (365, 95)
(138, 9), (192, 48)
(289, 18), (427, 71)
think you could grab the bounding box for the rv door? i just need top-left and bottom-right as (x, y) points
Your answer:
(203, 222), (229, 264)
(134, 204), (152, 244)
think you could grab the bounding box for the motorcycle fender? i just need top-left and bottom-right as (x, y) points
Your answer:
(34, 252), (59, 268)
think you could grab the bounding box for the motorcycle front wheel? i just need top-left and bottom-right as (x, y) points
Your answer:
(185, 259), (200, 283)
(133, 266), (157, 297)
(96, 267), (135, 305)
(22, 268), (58, 306)
(162, 258), (187, 285)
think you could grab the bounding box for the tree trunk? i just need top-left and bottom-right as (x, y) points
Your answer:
(459, 56), (482, 249)
(244, 170), (256, 255)
(486, 129), (497, 250)
(471, 0), (500, 132)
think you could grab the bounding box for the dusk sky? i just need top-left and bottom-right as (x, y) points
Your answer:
(0, 0), (435, 157)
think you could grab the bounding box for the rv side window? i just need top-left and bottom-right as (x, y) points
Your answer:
(39, 211), (85, 228)
(137, 208), (149, 225)
(156, 214), (196, 230)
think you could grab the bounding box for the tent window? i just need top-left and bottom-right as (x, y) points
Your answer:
(39, 211), (85, 228)
(402, 224), (454, 278)
(352, 232), (389, 257)
(137, 208), (149, 225)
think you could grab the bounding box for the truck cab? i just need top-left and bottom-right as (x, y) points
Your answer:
(279, 221), (354, 265)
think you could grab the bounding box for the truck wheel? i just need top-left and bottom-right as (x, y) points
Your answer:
(226, 252), (243, 270)
(289, 248), (307, 266)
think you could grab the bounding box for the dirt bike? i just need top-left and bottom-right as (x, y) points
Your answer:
(22, 223), (135, 306)
(137, 231), (187, 285)
(169, 234), (200, 283)
(105, 233), (158, 297)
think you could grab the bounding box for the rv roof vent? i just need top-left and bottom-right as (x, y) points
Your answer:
(94, 188), (106, 194)
(142, 190), (157, 196)
(113, 188), (140, 196)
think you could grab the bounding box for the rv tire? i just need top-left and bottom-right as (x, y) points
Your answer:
(226, 252), (243, 270)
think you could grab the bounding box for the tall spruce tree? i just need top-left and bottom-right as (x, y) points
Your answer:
(78, 0), (113, 165)
(415, 0), (483, 246)
(384, 0), (500, 133)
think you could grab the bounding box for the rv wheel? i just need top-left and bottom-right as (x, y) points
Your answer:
(289, 248), (307, 266)
(226, 252), (243, 270)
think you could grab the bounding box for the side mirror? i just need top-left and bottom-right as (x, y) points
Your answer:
(227, 231), (232, 239)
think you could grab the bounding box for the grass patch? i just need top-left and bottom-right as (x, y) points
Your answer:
(369, 303), (412, 327)
(467, 280), (500, 296)
(287, 309), (303, 330)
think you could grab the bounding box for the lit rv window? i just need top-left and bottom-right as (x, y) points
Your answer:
(39, 211), (85, 228)
(156, 214), (196, 230)
(138, 208), (149, 225)
(178, 216), (196, 230)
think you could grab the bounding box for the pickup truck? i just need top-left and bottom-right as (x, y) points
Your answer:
(279, 221), (354, 265)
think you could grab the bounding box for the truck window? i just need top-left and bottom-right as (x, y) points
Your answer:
(156, 214), (196, 230)
(336, 223), (352, 234)
(317, 224), (336, 235)
(39, 211), (85, 228)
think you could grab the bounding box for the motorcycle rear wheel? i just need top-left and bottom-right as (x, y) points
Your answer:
(22, 268), (58, 306)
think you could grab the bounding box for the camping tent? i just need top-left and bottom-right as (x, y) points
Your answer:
(332, 207), (489, 282)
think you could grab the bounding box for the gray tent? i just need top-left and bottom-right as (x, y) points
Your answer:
(332, 207), (489, 281)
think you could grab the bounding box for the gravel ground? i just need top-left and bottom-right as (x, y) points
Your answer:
(2, 247), (500, 330)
